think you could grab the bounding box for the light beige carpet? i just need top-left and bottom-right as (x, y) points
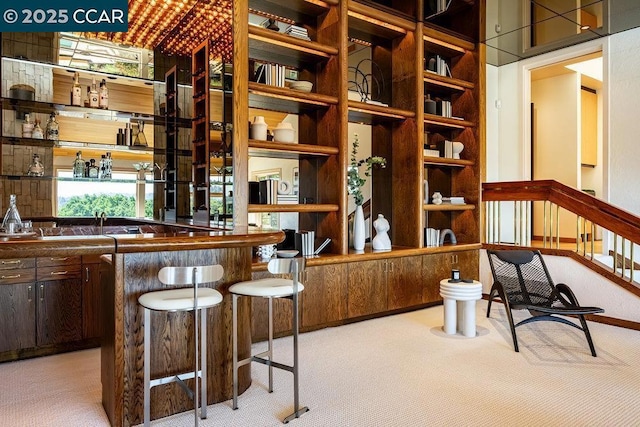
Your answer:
(2, 300), (640, 426)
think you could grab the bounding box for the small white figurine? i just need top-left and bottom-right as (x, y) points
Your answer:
(432, 191), (443, 205)
(372, 214), (391, 251)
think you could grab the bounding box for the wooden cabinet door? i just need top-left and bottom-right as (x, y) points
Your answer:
(387, 256), (423, 310)
(0, 283), (36, 353)
(82, 263), (102, 340)
(36, 279), (82, 346)
(422, 250), (479, 303)
(347, 260), (386, 318)
(301, 263), (348, 329)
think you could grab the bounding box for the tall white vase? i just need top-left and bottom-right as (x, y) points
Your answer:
(353, 204), (365, 251)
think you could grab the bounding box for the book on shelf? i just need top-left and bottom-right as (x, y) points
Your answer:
(424, 227), (441, 247)
(436, 99), (452, 118)
(425, 54), (451, 78)
(442, 197), (465, 205)
(295, 230), (315, 257)
(284, 25), (311, 41)
(254, 62), (286, 88)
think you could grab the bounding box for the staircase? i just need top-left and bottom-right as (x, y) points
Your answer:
(482, 180), (640, 329)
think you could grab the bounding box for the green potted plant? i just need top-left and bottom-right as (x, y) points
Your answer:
(347, 133), (386, 251)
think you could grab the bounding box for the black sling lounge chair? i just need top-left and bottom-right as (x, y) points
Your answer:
(486, 250), (604, 357)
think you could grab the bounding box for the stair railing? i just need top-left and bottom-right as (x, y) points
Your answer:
(483, 180), (640, 284)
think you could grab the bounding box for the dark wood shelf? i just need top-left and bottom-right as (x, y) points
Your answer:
(249, 26), (338, 68)
(348, 1), (416, 44)
(424, 113), (474, 130)
(0, 136), (55, 148)
(248, 204), (339, 213)
(423, 203), (475, 212)
(423, 27), (475, 55)
(348, 100), (415, 124)
(250, 0), (337, 27)
(248, 139), (339, 159)
(424, 72), (474, 92)
(249, 82), (338, 114)
(423, 156), (474, 167)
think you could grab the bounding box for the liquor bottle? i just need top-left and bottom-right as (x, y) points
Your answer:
(84, 86), (91, 107)
(22, 113), (34, 138)
(1, 194), (22, 231)
(45, 113), (59, 141)
(31, 119), (44, 139)
(89, 78), (99, 108)
(73, 151), (85, 179)
(26, 153), (44, 176)
(99, 79), (109, 109)
(88, 159), (99, 178)
(103, 152), (112, 180)
(71, 71), (82, 106)
(99, 155), (106, 180)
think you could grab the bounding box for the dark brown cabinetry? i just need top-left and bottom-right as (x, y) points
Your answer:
(82, 256), (102, 340)
(387, 255), (424, 310)
(422, 250), (479, 303)
(347, 259), (387, 318)
(0, 255), (98, 362)
(301, 263), (348, 328)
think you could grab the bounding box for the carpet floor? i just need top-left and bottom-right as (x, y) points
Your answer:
(2, 300), (640, 426)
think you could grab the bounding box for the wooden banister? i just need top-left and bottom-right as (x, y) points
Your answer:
(483, 180), (640, 245)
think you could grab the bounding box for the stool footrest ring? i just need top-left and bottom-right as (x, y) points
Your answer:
(252, 356), (294, 374)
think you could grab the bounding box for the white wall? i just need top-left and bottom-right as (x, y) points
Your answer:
(531, 72), (580, 238)
(608, 28), (640, 215)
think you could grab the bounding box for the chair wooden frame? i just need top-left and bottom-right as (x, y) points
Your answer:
(486, 250), (604, 357)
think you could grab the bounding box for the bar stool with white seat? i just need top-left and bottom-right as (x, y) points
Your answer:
(138, 264), (224, 427)
(230, 257), (309, 423)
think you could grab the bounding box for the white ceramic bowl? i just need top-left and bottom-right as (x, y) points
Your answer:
(277, 250), (299, 258)
(290, 80), (313, 92)
(273, 122), (295, 143)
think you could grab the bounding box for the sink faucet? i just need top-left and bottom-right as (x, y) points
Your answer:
(95, 211), (107, 234)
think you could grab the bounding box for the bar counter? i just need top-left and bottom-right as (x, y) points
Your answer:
(0, 221), (284, 427)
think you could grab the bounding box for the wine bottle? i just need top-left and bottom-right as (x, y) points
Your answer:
(71, 72), (82, 106)
(89, 78), (99, 108)
(99, 79), (109, 109)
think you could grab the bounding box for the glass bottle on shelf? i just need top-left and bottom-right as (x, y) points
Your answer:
(71, 71), (82, 106)
(84, 86), (91, 107)
(88, 159), (99, 178)
(26, 153), (44, 176)
(89, 78), (99, 108)
(99, 79), (109, 109)
(22, 113), (34, 138)
(31, 119), (44, 139)
(73, 151), (85, 179)
(103, 152), (112, 180)
(99, 155), (106, 179)
(45, 113), (59, 141)
(1, 194), (22, 231)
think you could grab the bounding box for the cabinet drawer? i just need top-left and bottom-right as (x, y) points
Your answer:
(82, 254), (103, 264)
(1, 258), (36, 270)
(37, 256), (81, 268)
(0, 268), (36, 285)
(37, 264), (81, 281)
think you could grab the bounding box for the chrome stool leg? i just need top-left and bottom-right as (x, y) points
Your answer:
(144, 308), (151, 427)
(283, 287), (309, 423)
(232, 293), (239, 410)
(268, 296), (274, 393)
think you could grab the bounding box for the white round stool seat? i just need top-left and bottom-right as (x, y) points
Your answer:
(229, 278), (304, 298)
(139, 287), (223, 311)
(440, 280), (482, 301)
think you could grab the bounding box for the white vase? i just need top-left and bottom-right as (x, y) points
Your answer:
(353, 205), (365, 251)
(250, 116), (267, 140)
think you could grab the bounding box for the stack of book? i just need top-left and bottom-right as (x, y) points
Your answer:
(442, 196), (465, 205)
(424, 228), (442, 247)
(295, 230), (315, 257)
(254, 63), (287, 88)
(436, 99), (452, 118)
(425, 54), (451, 77)
(249, 179), (280, 204)
(284, 25), (311, 41)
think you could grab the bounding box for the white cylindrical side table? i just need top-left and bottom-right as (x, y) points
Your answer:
(439, 279), (483, 337)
